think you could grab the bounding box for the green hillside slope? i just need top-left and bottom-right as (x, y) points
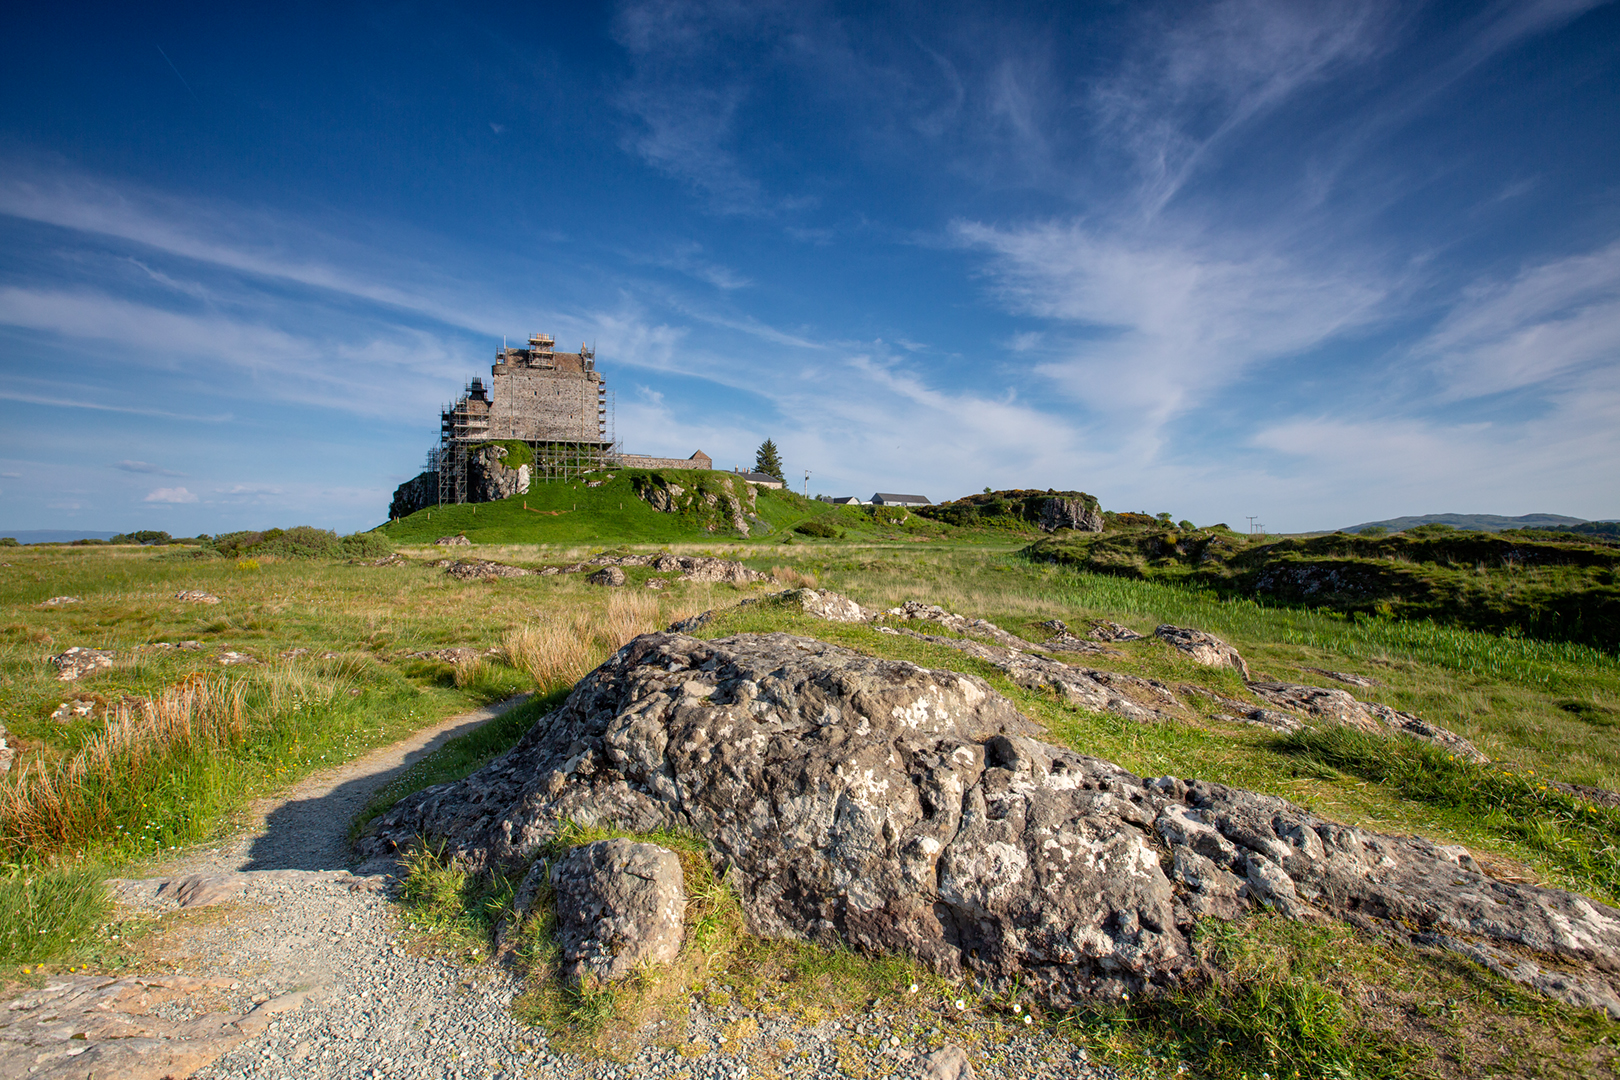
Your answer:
(379, 470), (829, 544)
(1026, 526), (1620, 651)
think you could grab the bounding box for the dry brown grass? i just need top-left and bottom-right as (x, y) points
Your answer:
(769, 565), (818, 589)
(0, 676), (245, 854)
(503, 590), (675, 691)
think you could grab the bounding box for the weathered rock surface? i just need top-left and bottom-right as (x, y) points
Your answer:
(467, 445), (531, 503)
(886, 601), (1046, 651)
(175, 590), (221, 604)
(552, 839), (686, 982)
(889, 627), (1174, 723)
(435, 534), (472, 547)
(48, 647), (114, 681)
(587, 566), (627, 587)
(1088, 620), (1144, 643)
(361, 631), (1620, 1014)
(559, 552), (766, 585)
(1038, 632), (1119, 657)
(1154, 625), (1250, 678)
(1247, 682), (1487, 762)
(444, 559), (531, 581)
(389, 470), (437, 519)
(0, 723), (12, 774)
(1302, 666), (1378, 688)
(1038, 498), (1103, 533)
(39, 595), (81, 608)
(0, 973), (248, 1080)
(776, 587), (878, 623)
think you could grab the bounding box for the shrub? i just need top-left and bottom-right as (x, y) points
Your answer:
(0, 537), (16, 547)
(211, 527), (391, 560)
(1178, 520), (1196, 531)
(794, 520), (842, 538)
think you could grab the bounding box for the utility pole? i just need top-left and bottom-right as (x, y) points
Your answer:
(1246, 516), (1264, 537)
(803, 470), (811, 498)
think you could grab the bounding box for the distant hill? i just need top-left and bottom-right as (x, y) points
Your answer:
(1340, 513), (1587, 534)
(0, 529), (122, 544)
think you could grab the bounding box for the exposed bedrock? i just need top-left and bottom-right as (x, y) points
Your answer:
(361, 631), (1620, 1013)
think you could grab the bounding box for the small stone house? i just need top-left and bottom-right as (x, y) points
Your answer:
(736, 470), (785, 489)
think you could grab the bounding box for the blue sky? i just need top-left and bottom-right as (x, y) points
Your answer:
(1, 0), (1617, 534)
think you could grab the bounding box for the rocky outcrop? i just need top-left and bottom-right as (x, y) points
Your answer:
(444, 559), (531, 581)
(1038, 498), (1103, 533)
(389, 471), (438, 520)
(0, 723), (12, 774)
(435, 535), (471, 546)
(361, 631), (1620, 1014)
(48, 647), (113, 681)
(552, 839), (686, 982)
(1089, 620), (1144, 642)
(887, 627), (1175, 722)
(468, 445), (531, 503)
(0, 973), (250, 1080)
(39, 596), (81, 608)
(175, 590), (220, 605)
(1248, 682), (1488, 762)
(587, 566), (627, 587)
(885, 601), (1048, 651)
(558, 551), (767, 585)
(633, 474), (757, 535)
(1154, 625), (1250, 678)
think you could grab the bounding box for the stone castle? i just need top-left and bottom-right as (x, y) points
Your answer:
(389, 333), (711, 519)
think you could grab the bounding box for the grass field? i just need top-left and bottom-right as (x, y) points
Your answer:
(3, 526), (1619, 1077)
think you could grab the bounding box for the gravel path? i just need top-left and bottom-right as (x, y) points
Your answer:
(4, 696), (1110, 1080)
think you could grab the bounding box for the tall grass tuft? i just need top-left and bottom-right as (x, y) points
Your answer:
(770, 565), (818, 589)
(503, 591), (667, 693)
(0, 864), (110, 969)
(0, 676), (246, 857)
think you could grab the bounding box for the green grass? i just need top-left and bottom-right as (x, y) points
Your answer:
(0, 864), (110, 972)
(7, 534), (1620, 1075)
(1026, 526), (1620, 652)
(1278, 726), (1620, 902)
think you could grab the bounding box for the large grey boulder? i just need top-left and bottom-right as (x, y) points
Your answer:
(552, 839), (686, 982)
(362, 632), (1620, 1014)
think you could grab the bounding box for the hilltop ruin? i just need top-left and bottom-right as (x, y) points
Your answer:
(389, 334), (711, 518)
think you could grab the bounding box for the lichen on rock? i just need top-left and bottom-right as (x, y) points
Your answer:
(361, 630), (1620, 1014)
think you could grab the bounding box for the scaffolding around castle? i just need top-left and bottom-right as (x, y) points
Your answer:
(431, 384), (616, 506)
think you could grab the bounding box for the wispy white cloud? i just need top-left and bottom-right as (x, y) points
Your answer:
(144, 486), (198, 503)
(0, 389), (233, 423)
(0, 286), (465, 419)
(1420, 239), (1620, 399)
(114, 460), (186, 476)
(956, 219), (1388, 422)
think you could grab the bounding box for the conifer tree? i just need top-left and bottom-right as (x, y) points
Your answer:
(754, 438), (785, 482)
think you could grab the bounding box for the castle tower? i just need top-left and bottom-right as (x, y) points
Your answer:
(436, 333), (612, 504)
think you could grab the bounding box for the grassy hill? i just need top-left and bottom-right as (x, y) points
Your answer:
(380, 470), (798, 544)
(1342, 512), (1587, 533)
(378, 474), (1061, 547)
(1026, 524), (1620, 651)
